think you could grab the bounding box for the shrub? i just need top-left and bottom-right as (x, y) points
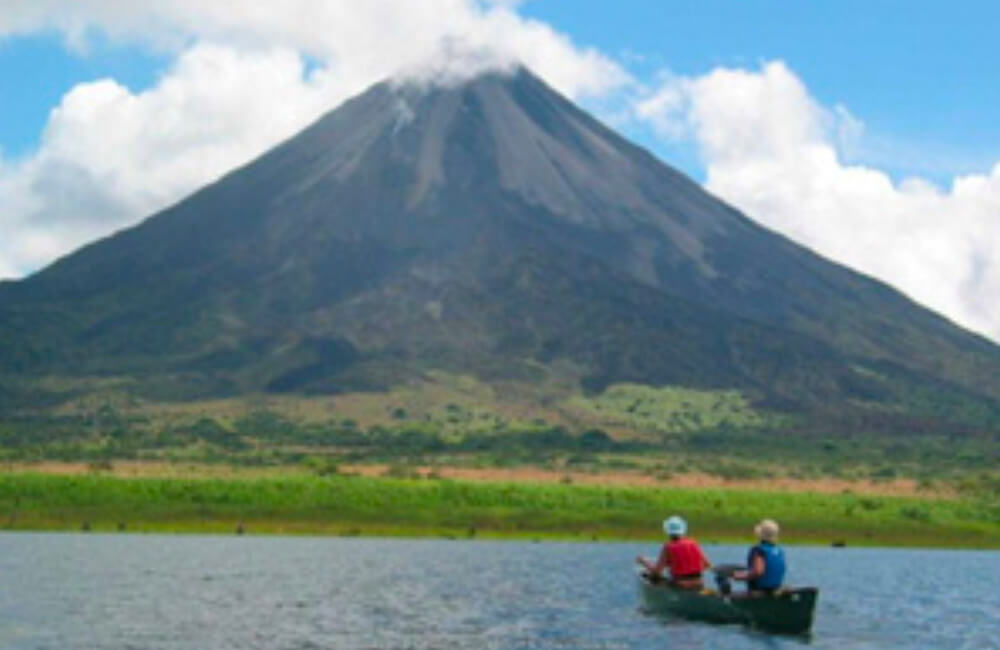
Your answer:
(899, 506), (931, 522)
(869, 466), (898, 480)
(304, 456), (340, 477)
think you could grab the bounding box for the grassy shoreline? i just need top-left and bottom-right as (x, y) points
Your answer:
(0, 472), (996, 549)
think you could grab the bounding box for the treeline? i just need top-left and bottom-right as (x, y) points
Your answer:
(0, 409), (635, 462)
(2, 407), (998, 480)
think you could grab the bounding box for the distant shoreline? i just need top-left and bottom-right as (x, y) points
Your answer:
(0, 472), (996, 549)
(2, 524), (998, 552)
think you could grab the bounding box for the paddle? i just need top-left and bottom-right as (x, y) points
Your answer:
(711, 563), (745, 595)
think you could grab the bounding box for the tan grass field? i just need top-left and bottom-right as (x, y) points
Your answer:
(344, 464), (954, 498)
(0, 460), (954, 499)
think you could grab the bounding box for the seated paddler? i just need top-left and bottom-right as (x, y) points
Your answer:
(733, 518), (786, 594)
(636, 515), (712, 589)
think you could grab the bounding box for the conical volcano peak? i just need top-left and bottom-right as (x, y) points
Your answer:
(3, 56), (1000, 422)
(303, 62), (717, 237)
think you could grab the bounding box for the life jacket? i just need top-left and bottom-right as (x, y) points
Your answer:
(666, 537), (704, 578)
(747, 541), (786, 590)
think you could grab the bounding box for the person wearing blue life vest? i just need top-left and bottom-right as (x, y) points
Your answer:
(733, 519), (786, 594)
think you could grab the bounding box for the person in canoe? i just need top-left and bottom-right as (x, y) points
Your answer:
(733, 519), (786, 594)
(636, 515), (712, 589)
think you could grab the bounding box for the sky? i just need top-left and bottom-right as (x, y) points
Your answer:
(1, 0), (999, 342)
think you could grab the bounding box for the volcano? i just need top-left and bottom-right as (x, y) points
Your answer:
(2, 66), (999, 427)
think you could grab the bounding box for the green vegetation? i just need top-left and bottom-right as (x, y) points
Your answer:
(1, 374), (998, 555)
(0, 473), (996, 547)
(566, 384), (779, 433)
(2, 389), (997, 483)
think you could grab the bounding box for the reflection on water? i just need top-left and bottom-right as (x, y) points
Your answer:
(0, 533), (996, 649)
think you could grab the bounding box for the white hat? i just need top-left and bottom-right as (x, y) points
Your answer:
(663, 515), (687, 536)
(755, 519), (779, 542)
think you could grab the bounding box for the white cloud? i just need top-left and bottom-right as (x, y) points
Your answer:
(635, 61), (1000, 341)
(0, 1), (625, 98)
(0, 44), (340, 274)
(634, 73), (692, 140)
(0, 0), (628, 279)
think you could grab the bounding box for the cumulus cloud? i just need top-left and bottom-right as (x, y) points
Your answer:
(636, 61), (1000, 341)
(0, 44), (340, 274)
(0, 0), (625, 98)
(0, 0), (628, 278)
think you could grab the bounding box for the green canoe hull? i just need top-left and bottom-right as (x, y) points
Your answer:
(638, 575), (818, 635)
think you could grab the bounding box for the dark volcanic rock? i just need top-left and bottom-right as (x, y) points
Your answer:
(2, 67), (999, 413)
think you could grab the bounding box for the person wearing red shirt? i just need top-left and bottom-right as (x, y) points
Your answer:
(636, 515), (712, 589)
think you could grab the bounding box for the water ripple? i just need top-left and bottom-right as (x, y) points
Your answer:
(0, 534), (996, 649)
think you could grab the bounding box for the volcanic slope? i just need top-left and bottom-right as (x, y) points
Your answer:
(2, 67), (1000, 426)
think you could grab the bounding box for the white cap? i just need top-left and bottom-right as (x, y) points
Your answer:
(663, 515), (687, 536)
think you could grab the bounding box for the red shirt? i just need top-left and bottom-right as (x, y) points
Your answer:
(659, 537), (708, 578)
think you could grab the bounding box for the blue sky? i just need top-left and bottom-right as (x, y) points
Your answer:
(523, 0), (1000, 182)
(1, 1), (999, 340)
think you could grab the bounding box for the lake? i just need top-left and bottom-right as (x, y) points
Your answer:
(0, 533), (996, 649)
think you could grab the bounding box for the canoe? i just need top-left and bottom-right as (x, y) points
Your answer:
(638, 572), (818, 635)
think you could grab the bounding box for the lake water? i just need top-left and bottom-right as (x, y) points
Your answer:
(0, 533), (996, 649)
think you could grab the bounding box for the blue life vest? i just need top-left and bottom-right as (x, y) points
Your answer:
(747, 541), (785, 590)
